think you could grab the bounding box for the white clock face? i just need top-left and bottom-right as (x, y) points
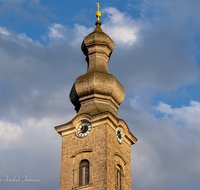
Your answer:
(77, 122), (92, 137)
(116, 127), (123, 143)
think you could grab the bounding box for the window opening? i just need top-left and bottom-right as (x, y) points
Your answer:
(79, 160), (89, 186)
(117, 165), (122, 190)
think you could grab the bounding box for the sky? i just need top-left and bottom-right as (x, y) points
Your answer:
(0, 0), (200, 190)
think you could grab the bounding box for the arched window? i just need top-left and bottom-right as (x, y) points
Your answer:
(117, 165), (122, 190)
(79, 160), (89, 186)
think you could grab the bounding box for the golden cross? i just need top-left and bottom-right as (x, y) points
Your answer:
(96, 3), (100, 11)
(96, 3), (101, 21)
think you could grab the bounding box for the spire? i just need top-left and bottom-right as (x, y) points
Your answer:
(70, 4), (125, 118)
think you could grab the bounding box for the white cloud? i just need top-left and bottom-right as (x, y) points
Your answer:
(48, 23), (66, 40)
(0, 26), (10, 35)
(72, 23), (93, 45)
(18, 33), (33, 42)
(0, 116), (62, 190)
(155, 100), (200, 131)
(130, 96), (147, 111)
(0, 120), (23, 150)
(106, 6), (200, 95)
(18, 33), (42, 46)
(0, 26), (42, 47)
(45, 23), (93, 46)
(132, 139), (167, 189)
(124, 98), (200, 190)
(102, 7), (139, 45)
(156, 100), (200, 117)
(44, 8), (139, 46)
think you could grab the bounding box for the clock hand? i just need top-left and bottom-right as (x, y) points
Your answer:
(80, 124), (86, 133)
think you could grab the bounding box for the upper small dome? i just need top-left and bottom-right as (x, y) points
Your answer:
(82, 22), (115, 60)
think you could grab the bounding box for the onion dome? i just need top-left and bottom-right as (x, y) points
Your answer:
(70, 8), (125, 118)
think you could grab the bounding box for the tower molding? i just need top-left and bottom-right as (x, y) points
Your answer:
(114, 152), (127, 165)
(71, 149), (93, 158)
(55, 111), (137, 145)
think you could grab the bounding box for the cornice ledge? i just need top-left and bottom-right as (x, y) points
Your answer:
(125, 134), (138, 145)
(118, 119), (138, 145)
(91, 111), (118, 123)
(54, 122), (75, 135)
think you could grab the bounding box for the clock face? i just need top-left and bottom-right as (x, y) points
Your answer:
(116, 127), (123, 143)
(77, 122), (92, 137)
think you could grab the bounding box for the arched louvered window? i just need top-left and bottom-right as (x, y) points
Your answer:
(79, 160), (89, 186)
(117, 165), (122, 190)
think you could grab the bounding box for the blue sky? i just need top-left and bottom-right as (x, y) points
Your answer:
(0, 0), (200, 190)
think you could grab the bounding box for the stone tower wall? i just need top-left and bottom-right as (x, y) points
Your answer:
(59, 114), (133, 190)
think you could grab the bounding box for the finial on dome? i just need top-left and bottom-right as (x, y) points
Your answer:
(96, 3), (101, 23)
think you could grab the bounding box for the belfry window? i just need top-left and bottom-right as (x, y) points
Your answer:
(79, 160), (89, 186)
(117, 165), (122, 190)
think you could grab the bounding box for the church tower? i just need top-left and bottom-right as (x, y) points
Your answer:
(55, 4), (137, 190)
